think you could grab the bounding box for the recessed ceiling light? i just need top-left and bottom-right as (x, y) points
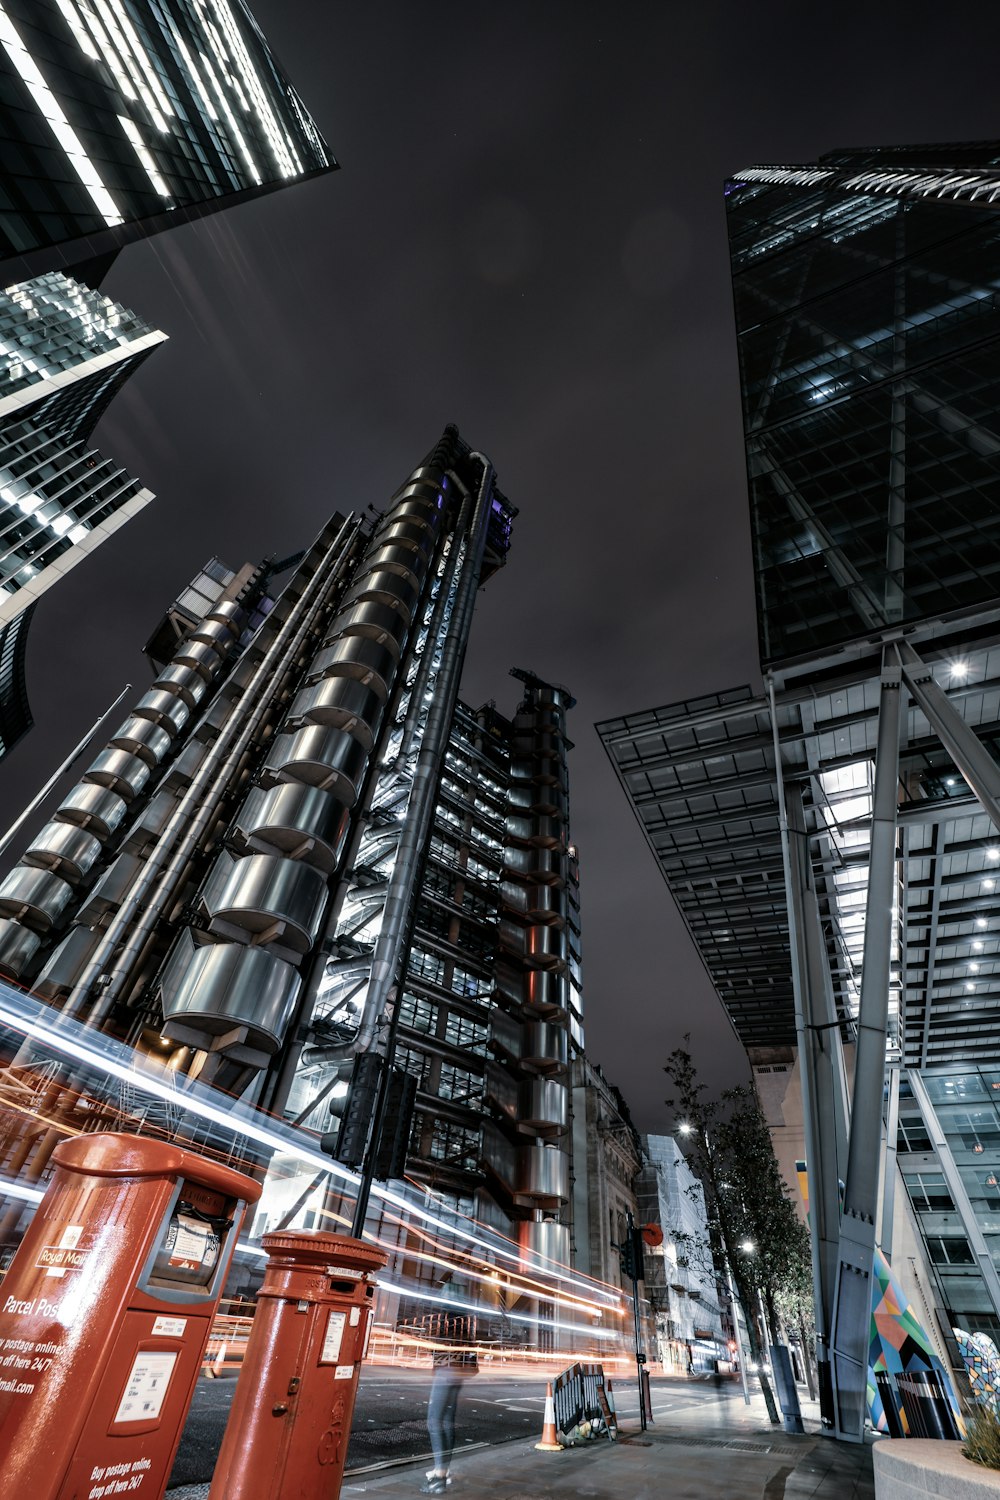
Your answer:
(985, 880), (996, 891)
(977, 918), (989, 928)
(974, 942), (984, 951)
(951, 661), (970, 680)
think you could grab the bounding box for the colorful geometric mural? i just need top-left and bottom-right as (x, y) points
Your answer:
(956, 1329), (1000, 1416)
(796, 1160), (964, 1437)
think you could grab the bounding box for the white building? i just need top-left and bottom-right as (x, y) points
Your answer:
(637, 1133), (728, 1374)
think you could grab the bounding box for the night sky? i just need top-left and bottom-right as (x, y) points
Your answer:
(1, 1), (997, 1132)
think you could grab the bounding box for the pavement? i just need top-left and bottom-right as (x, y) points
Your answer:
(167, 1378), (877, 1499)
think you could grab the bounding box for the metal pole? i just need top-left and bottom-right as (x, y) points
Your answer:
(830, 648), (903, 1442)
(626, 1209), (647, 1431)
(0, 681), (132, 861)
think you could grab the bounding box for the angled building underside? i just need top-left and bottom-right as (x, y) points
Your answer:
(600, 140), (1000, 1439)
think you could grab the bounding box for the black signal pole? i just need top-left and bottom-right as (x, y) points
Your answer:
(625, 1210), (647, 1432)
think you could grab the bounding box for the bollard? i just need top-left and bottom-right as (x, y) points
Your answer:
(208, 1230), (387, 1499)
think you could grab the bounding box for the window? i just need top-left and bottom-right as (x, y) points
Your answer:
(904, 1173), (954, 1212)
(926, 1236), (976, 1267)
(898, 1117), (932, 1153)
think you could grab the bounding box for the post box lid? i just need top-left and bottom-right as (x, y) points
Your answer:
(261, 1229), (387, 1274)
(51, 1131), (263, 1202)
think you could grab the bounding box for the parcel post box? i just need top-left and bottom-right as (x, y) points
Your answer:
(0, 1132), (260, 1500)
(209, 1230), (387, 1500)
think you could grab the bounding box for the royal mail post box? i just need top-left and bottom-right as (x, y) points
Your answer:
(209, 1230), (387, 1500)
(0, 1132), (260, 1500)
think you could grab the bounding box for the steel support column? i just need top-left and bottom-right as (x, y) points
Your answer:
(778, 771), (851, 1429)
(897, 640), (1000, 831)
(829, 651), (903, 1441)
(880, 1065), (900, 1262)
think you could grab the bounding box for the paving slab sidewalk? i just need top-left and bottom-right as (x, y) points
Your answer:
(168, 1386), (877, 1500)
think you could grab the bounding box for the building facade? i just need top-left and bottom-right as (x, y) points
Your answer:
(0, 269), (165, 755)
(636, 1134), (727, 1374)
(0, 0), (334, 286)
(0, 428), (615, 1357)
(571, 1055), (642, 1289)
(600, 140), (1000, 1438)
(0, 3), (332, 760)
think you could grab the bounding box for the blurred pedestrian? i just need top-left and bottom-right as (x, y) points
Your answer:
(421, 1307), (478, 1494)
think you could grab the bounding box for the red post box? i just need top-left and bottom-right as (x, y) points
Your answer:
(0, 1131), (260, 1500)
(209, 1230), (387, 1500)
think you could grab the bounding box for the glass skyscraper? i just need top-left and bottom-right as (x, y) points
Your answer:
(0, 270), (164, 754)
(0, 0), (334, 285)
(728, 143), (1000, 668)
(0, 2), (332, 759)
(601, 141), (1000, 1440)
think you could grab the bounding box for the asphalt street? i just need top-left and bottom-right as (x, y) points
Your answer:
(167, 1370), (747, 1488)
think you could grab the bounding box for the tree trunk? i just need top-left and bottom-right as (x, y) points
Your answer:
(798, 1312), (816, 1400)
(740, 1285), (780, 1425)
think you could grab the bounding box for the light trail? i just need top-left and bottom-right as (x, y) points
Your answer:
(0, 987), (622, 1339)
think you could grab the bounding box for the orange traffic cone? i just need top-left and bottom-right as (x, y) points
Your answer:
(535, 1381), (565, 1451)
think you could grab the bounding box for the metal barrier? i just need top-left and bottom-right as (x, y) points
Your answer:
(551, 1361), (616, 1441)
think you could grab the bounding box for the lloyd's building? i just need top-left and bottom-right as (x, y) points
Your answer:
(599, 141), (1000, 1437)
(0, 426), (608, 1357)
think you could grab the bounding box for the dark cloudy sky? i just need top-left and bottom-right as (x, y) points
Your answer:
(2, 0), (998, 1131)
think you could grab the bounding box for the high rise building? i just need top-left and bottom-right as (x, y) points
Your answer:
(0, 3), (333, 760)
(0, 428), (606, 1352)
(0, 269), (165, 755)
(599, 141), (1000, 1438)
(0, 0), (334, 286)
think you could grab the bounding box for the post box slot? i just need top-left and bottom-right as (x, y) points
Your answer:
(328, 1279), (356, 1294)
(148, 1192), (233, 1291)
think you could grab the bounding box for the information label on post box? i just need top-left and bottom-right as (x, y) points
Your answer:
(166, 1215), (218, 1275)
(320, 1311), (346, 1365)
(114, 1352), (177, 1424)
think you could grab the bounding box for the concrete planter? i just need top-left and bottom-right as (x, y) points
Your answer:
(874, 1438), (1000, 1498)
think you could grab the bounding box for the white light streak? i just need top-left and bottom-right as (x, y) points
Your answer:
(0, 988), (619, 1314)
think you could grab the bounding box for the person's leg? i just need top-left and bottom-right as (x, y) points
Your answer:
(427, 1372), (449, 1476)
(439, 1373), (462, 1471)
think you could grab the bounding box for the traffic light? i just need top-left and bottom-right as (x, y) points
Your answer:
(373, 1066), (418, 1181)
(323, 1052), (381, 1167)
(618, 1226), (645, 1283)
(319, 1054), (418, 1181)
